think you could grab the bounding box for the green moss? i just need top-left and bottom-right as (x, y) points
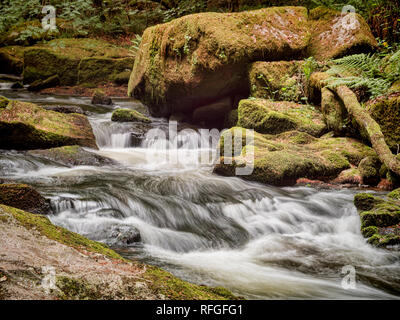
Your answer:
(249, 61), (304, 102)
(0, 204), (123, 260)
(0, 96), (10, 108)
(358, 156), (382, 186)
(56, 276), (102, 300)
(237, 99), (326, 137)
(388, 188), (400, 201)
(0, 46), (25, 74)
(0, 100), (97, 150)
(111, 108), (151, 123)
(143, 265), (240, 300)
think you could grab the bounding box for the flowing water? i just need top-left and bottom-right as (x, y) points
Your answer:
(1, 85), (400, 299)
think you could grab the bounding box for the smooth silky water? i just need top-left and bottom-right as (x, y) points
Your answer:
(1, 86), (399, 299)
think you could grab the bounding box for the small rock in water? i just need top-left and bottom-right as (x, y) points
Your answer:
(43, 105), (87, 115)
(11, 81), (23, 89)
(91, 89), (113, 105)
(28, 75), (60, 92)
(108, 225), (141, 247)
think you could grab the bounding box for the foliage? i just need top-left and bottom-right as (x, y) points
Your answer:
(326, 49), (400, 100)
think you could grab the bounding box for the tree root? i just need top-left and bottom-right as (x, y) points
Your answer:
(333, 85), (400, 176)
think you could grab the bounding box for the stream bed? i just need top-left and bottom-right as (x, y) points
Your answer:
(1, 86), (400, 299)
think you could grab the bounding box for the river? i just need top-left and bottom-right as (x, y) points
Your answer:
(0, 83), (399, 299)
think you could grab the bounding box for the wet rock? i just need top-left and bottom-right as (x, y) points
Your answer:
(11, 81), (23, 89)
(354, 193), (400, 248)
(214, 128), (376, 186)
(91, 89), (112, 105)
(332, 168), (362, 186)
(28, 146), (114, 167)
(0, 184), (51, 215)
(111, 108), (151, 123)
(192, 97), (234, 128)
(28, 75), (60, 92)
(108, 225), (142, 247)
(237, 99), (327, 137)
(42, 105), (86, 115)
(0, 99), (98, 150)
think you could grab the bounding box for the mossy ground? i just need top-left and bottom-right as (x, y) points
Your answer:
(0, 100), (97, 149)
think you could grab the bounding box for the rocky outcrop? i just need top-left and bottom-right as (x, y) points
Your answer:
(111, 108), (151, 123)
(354, 192), (400, 248)
(0, 205), (237, 300)
(128, 6), (376, 118)
(0, 184), (50, 215)
(214, 128), (376, 186)
(237, 99), (327, 137)
(28, 146), (114, 167)
(0, 99), (97, 150)
(23, 39), (134, 87)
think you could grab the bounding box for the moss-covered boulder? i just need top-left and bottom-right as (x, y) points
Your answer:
(78, 57), (134, 86)
(23, 38), (133, 86)
(359, 156), (382, 186)
(388, 188), (400, 201)
(128, 6), (375, 118)
(0, 46), (25, 75)
(249, 60), (304, 102)
(128, 7), (311, 116)
(308, 7), (377, 61)
(365, 95), (400, 152)
(91, 89), (113, 105)
(0, 184), (50, 215)
(214, 128), (375, 186)
(237, 98), (326, 137)
(0, 100), (97, 150)
(0, 96), (10, 108)
(111, 108), (151, 123)
(28, 146), (114, 167)
(354, 193), (400, 248)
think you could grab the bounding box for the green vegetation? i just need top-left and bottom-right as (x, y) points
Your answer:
(111, 108), (151, 123)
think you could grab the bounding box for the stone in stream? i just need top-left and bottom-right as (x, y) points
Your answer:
(91, 89), (113, 105)
(28, 145), (114, 167)
(42, 105), (87, 115)
(128, 6), (376, 120)
(107, 225), (142, 247)
(0, 183), (51, 215)
(354, 192), (400, 248)
(0, 99), (98, 150)
(111, 108), (151, 123)
(214, 128), (377, 186)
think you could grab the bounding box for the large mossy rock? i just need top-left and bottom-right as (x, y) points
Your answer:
(128, 6), (376, 117)
(0, 99), (97, 150)
(237, 98), (327, 137)
(0, 46), (25, 75)
(28, 146), (114, 167)
(128, 7), (311, 116)
(214, 128), (375, 186)
(0, 184), (50, 215)
(249, 60), (304, 102)
(23, 38), (134, 86)
(354, 193), (400, 248)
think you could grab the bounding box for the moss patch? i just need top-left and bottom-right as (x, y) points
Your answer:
(249, 60), (305, 102)
(354, 193), (400, 247)
(237, 98), (327, 137)
(111, 108), (151, 123)
(0, 46), (25, 74)
(0, 96), (10, 109)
